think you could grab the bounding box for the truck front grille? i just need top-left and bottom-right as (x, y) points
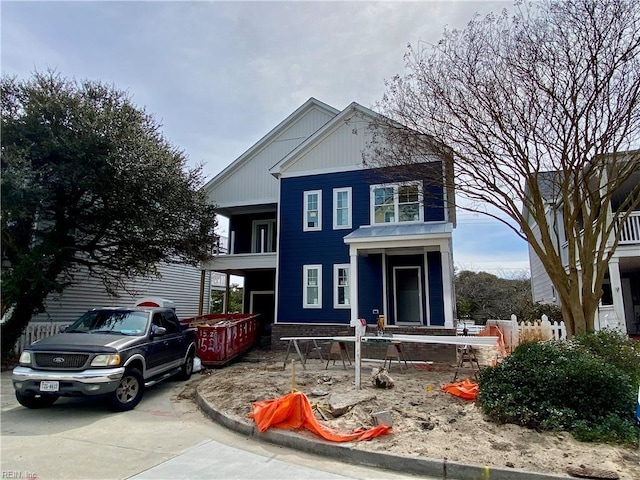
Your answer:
(34, 353), (90, 369)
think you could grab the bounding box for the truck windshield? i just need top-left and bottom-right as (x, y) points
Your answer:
(66, 311), (149, 336)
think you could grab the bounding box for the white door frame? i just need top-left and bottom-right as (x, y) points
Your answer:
(393, 266), (423, 325)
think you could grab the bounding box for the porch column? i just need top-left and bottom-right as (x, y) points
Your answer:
(608, 258), (626, 332)
(440, 243), (455, 328)
(349, 246), (359, 325)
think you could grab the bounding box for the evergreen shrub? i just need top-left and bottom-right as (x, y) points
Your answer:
(478, 341), (637, 445)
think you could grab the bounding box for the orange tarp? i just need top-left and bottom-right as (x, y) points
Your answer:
(248, 391), (392, 442)
(441, 378), (479, 400)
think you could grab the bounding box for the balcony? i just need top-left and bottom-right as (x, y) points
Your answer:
(560, 211), (640, 267)
(617, 211), (640, 245)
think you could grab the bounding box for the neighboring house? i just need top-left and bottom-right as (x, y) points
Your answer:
(201, 98), (457, 346)
(526, 161), (640, 336)
(27, 262), (212, 323)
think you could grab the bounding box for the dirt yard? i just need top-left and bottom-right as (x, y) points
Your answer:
(194, 349), (640, 480)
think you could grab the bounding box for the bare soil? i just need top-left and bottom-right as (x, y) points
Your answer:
(195, 349), (640, 480)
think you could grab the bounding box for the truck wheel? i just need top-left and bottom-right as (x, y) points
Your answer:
(15, 392), (58, 409)
(177, 351), (195, 381)
(108, 368), (144, 411)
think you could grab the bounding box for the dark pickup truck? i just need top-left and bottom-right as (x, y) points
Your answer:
(12, 306), (197, 411)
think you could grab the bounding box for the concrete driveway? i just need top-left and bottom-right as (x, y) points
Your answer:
(1, 370), (416, 480)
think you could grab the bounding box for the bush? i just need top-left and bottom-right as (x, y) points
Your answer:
(478, 341), (637, 445)
(570, 329), (640, 387)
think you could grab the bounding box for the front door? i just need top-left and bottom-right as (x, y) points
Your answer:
(393, 266), (423, 324)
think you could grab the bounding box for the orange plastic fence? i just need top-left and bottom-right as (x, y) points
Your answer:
(248, 391), (392, 442)
(478, 325), (507, 359)
(441, 378), (479, 400)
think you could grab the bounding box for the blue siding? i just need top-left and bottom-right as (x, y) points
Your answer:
(357, 254), (384, 325)
(427, 251), (445, 326)
(229, 211), (276, 254)
(277, 167), (445, 324)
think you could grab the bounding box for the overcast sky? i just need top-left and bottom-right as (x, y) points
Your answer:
(1, 0), (530, 277)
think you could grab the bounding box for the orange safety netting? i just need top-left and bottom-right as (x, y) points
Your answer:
(441, 378), (479, 400)
(478, 325), (508, 360)
(248, 391), (392, 442)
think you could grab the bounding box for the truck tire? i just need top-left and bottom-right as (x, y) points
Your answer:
(108, 368), (144, 411)
(177, 350), (195, 381)
(15, 392), (58, 409)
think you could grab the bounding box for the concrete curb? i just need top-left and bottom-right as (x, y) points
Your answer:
(195, 383), (569, 480)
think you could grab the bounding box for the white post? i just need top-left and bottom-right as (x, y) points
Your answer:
(440, 242), (455, 328)
(353, 318), (366, 390)
(349, 247), (362, 389)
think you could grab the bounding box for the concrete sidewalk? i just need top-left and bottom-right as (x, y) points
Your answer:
(129, 439), (353, 480)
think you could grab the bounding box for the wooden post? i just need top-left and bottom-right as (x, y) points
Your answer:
(198, 270), (206, 315)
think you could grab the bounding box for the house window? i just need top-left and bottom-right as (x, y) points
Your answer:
(252, 220), (275, 253)
(303, 265), (322, 308)
(333, 187), (352, 229)
(333, 264), (350, 308)
(304, 190), (322, 231)
(371, 182), (423, 224)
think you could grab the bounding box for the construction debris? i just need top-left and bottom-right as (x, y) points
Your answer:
(371, 367), (395, 389)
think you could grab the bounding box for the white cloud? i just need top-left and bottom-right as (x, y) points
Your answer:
(1, 0), (527, 275)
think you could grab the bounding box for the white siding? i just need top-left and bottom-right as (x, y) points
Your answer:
(31, 263), (211, 323)
(528, 223), (558, 305)
(281, 113), (370, 175)
(206, 106), (335, 208)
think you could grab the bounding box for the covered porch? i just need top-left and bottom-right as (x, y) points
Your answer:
(344, 223), (455, 329)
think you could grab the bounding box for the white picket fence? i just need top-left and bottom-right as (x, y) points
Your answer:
(486, 314), (567, 353)
(14, 323), (64, 355)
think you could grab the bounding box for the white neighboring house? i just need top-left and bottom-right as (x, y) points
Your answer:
(526, 163), (640, 336)
(28, 262), (212, 323)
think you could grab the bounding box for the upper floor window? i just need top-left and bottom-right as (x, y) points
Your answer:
(304, 190), (322, 231)
(370, 182), (423, 224)
(333, 264), (350, 308)
(303, 264), (322, 308)
(333, 187), (352, 229)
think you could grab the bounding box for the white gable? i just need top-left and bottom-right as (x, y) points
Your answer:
(270, 103), (377, 178)
(204, 99), (338, 210)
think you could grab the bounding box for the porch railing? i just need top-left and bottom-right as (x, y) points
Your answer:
(617, 211), (640, 245)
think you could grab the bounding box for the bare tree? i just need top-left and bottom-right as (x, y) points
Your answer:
(366, 0), (640, 336)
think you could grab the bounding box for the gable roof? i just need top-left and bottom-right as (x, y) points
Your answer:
(203, 98), (339, 194)
(202, 98), (339, 213)
(268, 102), (382, 178)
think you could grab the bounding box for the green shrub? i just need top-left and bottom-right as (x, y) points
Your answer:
(570, 329), (640, 387)
(478, 341), (637, 445)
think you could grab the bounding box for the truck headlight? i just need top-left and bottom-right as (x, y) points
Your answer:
(18, 351), (32, 365)
(91, 354), (121, 367)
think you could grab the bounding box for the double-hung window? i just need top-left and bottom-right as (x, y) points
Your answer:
(333, 264), (350, 308)
(304, 190), (322, 231)
(303, 265), (322, 308)
(371, 182), (423, 224)
(333, 187), (352, 229)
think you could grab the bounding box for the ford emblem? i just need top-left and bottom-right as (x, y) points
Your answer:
(53, 357), (65, 364)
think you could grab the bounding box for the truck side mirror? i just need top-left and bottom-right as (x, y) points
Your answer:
(151, 326), (167, 337)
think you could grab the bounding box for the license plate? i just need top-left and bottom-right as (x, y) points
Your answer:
(40, 381), (59, 392)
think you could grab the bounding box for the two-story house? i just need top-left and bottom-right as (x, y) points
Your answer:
(202, 98), (457, 347)
(527, 158), (640, 337)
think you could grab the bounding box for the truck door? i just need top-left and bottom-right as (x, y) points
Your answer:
(161, 311), (185, 366)
(147, 312), (172, 374)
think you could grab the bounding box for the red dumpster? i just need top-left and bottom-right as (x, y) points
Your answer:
(180, 314), (259, 367)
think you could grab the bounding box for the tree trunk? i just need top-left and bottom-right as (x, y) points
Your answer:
(1, 285), (50, 361)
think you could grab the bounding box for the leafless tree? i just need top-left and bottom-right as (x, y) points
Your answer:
(366, 0), (640, 336)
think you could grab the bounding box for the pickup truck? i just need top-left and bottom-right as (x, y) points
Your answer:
(12, 306), (197, 411)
